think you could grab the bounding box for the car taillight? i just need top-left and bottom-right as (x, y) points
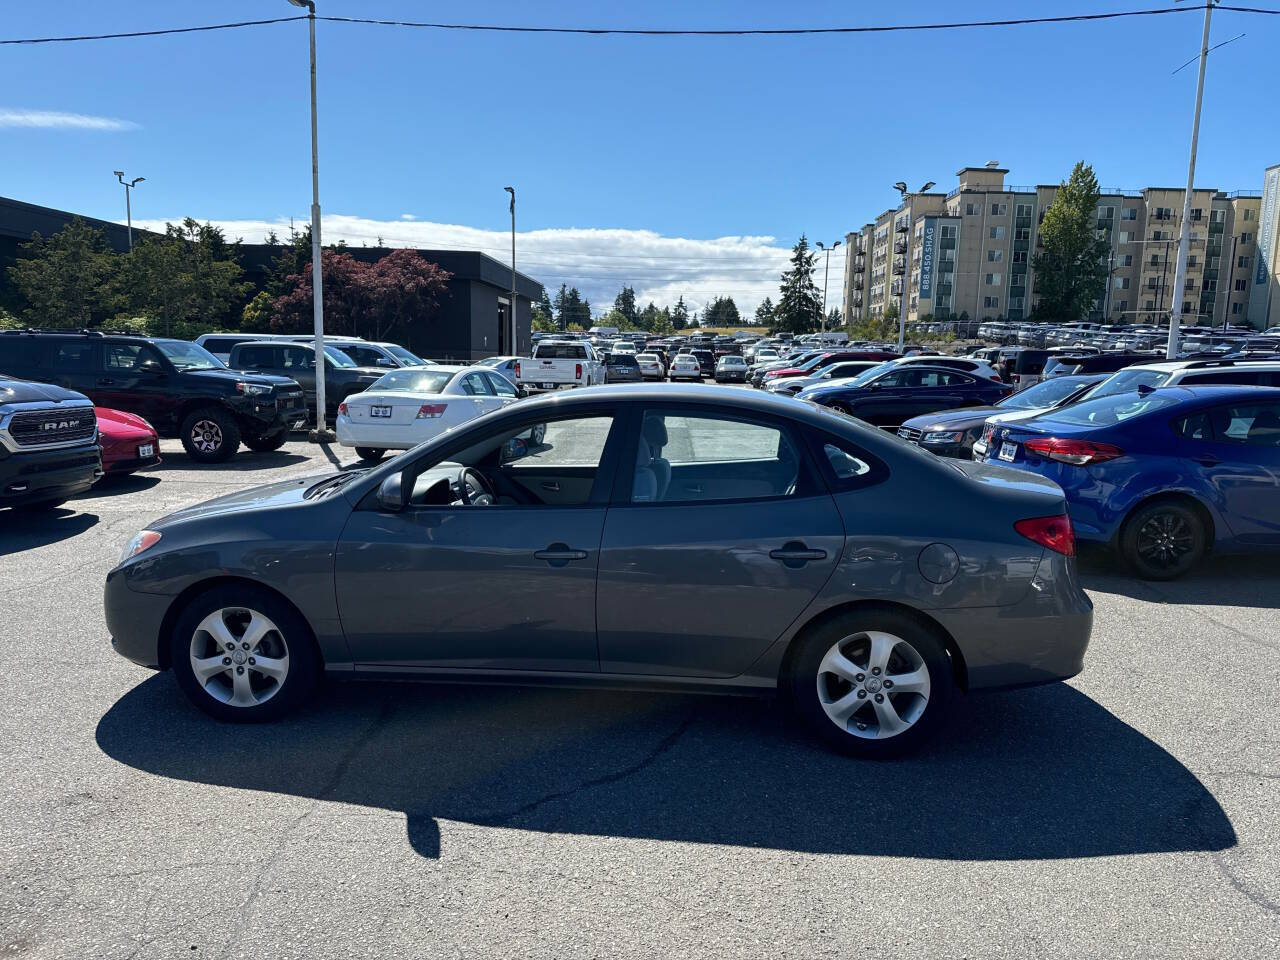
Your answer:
(1015, 514), (1075, 556)
(1023, 437), (1124, 466)
(981, 424), (996, 445)
(337, 402), (348, 415)
(514, 360), (521, 378)
(576, 363), (582, 379)
(416, 403), (447, 419)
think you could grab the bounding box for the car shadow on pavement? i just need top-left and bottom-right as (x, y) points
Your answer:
(76, 474), (161, 498)
(147, 451), (311, 473)
(96, 674), (1235, 863)
(0, 508), (98, 555)
(1079, 550), (1280, 609)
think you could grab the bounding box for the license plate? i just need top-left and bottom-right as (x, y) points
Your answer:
(370, 405), (392, 418)
(137, 443), (154, 458)
(541, 382), (556, 389)
(998, 441), (1018, 462)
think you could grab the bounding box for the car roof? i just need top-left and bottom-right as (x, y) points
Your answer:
(1124, 359), (1280, 373)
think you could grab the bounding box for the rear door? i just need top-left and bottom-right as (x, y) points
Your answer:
(96, 341), (171, 425)
(277, 346), (318, 403)
(596, 407), (843, 677)
(458, 370), (504, 417)
(1178, 400), (1280, 544)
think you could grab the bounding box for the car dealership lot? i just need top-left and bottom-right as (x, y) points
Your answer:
(1, 438), (1277, 959)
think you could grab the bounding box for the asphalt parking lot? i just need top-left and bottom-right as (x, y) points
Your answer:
(1, 437), (1277, 959)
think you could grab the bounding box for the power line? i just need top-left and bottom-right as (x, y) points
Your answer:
(3, 7), (1278, 45)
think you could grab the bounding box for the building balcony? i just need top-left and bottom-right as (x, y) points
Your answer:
(939, 237), (956, 250)
(895, 221), (909, 233)
(890, 280), (904, 295)
(854, 277), (864, 290)
(1015, 216), (1032, 229)
(893, 239), (908, 253)
(1209, 220), (1225, 233)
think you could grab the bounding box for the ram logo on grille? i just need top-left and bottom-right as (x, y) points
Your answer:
(40, 419), (80, 431)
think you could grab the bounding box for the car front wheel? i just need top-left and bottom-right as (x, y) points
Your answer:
(243, 429), (288, 453)
(788, 610), (952, 758)
(355, 447), (385, 463)
(180, 407), (241, 463)
(170, 585), (319, 722)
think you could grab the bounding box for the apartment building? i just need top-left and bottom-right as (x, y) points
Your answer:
(1249, 163), (1280, 329)
(842, 162), (1267, 329)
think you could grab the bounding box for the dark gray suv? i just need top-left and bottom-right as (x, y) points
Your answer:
(104, 385), (1092, 757)
(228, 340), (385, 420)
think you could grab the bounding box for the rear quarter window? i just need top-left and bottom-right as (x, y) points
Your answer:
(0, 338), (44, 374)
(534, 344), (587, 360)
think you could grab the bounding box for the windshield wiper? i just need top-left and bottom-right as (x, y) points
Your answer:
(305, 472), (359, 499)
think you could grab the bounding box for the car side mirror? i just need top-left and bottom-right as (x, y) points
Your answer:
(376, 358), (394, 367)
(139, 362), (165, 377)
(377, 472), (407, 512)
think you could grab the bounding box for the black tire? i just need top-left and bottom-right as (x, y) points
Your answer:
(787, 609), (953, 759)
(355, 447), (386, 463)
(243, 430), (288, 453)
(1120, 499), (1207, 581)
(180, 407), (241, 463)
(170, 584), (320, 723)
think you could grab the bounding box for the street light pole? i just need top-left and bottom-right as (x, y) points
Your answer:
(815, 240), (841, 334)
(113, 171), (144, 251)
(288, 0), (331, 441)
(505, 186), (516, 355)
(892, 179), (936, 352)
(1167, 0), (1215, 359)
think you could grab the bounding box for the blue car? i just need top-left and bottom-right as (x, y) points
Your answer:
(975, 385), (1280, 579)
(798, 364), (1011, 429)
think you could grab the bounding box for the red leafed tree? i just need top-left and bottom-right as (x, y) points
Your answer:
(271, 248), (450, 341)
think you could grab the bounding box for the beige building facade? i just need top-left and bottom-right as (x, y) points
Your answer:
(843, 163), (1268, 329)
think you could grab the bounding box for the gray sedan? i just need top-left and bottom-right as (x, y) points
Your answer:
(105, 385), (1092, 757)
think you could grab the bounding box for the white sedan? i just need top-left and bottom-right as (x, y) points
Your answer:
(336, 365), (521, 462)
(669, 354), (702, 381)
(636, 352), (666, 380)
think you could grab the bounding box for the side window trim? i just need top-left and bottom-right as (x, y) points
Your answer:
(805, 429), (891, 493)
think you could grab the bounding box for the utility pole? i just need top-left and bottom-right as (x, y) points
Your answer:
(287, 0), (332, 441)
(113, 171), (144, 251)
(505, 186), (517, 355)
(815, 240), (841, 334)
(1167, 0), (1215, 359)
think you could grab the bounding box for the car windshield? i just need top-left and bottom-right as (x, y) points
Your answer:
(384, 344), (425, 365)
(324, 345), (356, 367)
(999, 376), (1091, 410)
(1089, 367), (1172, 399)
(368, 369), (454, 394)
(637, 353), (658, 361)
(1040, 391), (1183, 427)
(155, 340), (223, 370)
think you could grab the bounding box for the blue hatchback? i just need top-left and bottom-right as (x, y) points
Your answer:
(974, 385), (1280, 579)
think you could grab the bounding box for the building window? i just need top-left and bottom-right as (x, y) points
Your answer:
(940, 224), (958, 239)
(1120, 254), (1133, 266)
(1099, 205), (1114, 218)
(1210, 208), (1227, 223)
(1114, 277), (1130, 289)
(989, 226), (1005, 239)
(985, 273), (1002, 286)
(1119, 231), (1132, 243)
(1150, 254), (1161, 266)
(1203, 279), (1217, 292)
(1235, 278), (1247, 291)
(1014, 227), (1031, 241)
(1015, 203), (1033, 218)
(1240, 232), (1252, 245)
(1187, 255), (1197, 268)
(983, 296), (1000, 310)
(987, 249), (1003, 262)
(1009, 296), (1025, 309)
(1238, 255), (1251, 268)
(990, 202), (1008, 216)
(965, 202), (980, 216)
(1117, 300), (1128, 314)
(1145, 299), (1157, 310)
(1244, 208), (1256, 222)
(1151, 230), (1167, 241)
(1122, 208), (1138, 220)
(1154, 207), (1172, 220)
(1012, 250), (1027, 263)
(1232, 302), (1244, 315)
(1190, 208), (1203, 221)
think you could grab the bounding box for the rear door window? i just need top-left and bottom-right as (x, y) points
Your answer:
(0, 337), (44, 374)
(53, 341), (96, 372)
(235, 345), (277, 368)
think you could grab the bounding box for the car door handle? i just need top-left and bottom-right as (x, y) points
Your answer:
(540, 480), (560, 492)
(1194, 456), (1221, 467)
(97, 378), (115, 386)
(769, 542), (828, 566)
(534, 543), (588, 566)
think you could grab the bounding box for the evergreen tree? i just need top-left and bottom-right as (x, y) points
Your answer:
(702, 295), (741, 328)
(753, 296), (775, 327)
(774, 235), (823, 334)
(613, 285), (638, 326)
(1033, 162), (1111, 322)
(8, 218), (120, 327)
(671, 295), (689, 330)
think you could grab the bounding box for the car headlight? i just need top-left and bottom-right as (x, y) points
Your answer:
(120, 530), (162, 564)
(922, 430), (966, 444)
(236, 382), (272, 396)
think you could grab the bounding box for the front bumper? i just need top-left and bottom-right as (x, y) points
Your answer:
(0, 444), (102, 505)
(104, 565), (172, 668)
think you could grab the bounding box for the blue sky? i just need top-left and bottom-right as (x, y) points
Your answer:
(2, 1), (1276, 315)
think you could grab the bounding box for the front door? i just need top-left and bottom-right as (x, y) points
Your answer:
(596, 408), (843, 678)
(335, 410), (624, 670)
(96, 341), (172, 428)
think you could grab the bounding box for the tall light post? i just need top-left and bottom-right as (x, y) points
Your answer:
(505, 186), (517, 355)
(113, 171), (144, 251)
(892, 180), (936, 351)
(287, 0), (332, 441)
(1167, 0), (1216, 359)
(815, 240), (841, 333)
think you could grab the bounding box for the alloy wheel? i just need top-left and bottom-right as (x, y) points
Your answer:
(189, 607), (290, 707)
(1136, 512), (1194, 569)
(815, 630), (931, 739)
(191, 419), (223, 454)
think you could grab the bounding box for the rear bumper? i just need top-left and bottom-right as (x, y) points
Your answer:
(0, 444), (102, 505)
(335, 414), (437, 450)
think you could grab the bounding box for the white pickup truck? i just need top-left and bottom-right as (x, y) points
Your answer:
(516, 340), (605, 392)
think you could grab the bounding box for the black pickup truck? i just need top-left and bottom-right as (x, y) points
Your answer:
(0, 376), (102, 511)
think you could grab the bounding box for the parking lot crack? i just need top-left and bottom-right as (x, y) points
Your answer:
(479, 712), (697, 828)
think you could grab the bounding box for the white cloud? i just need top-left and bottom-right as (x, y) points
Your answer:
(0, 108), (139, 131)
(130, 214), (847, 320)
(399, 213), (416, 220)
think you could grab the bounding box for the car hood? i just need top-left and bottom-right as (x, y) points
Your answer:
(200, 368), (298, 388)
(900, 405), (1000, 431)
(95, 406), (156, 436)
(150, 471), (349, 529)
(0, 378), (90, 405)
(797, 381), (861, 400)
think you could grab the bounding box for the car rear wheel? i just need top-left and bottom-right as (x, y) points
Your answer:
(828, 402), (850, 415)
(355, 447), (385, 463)
(180, 407), (241, 463)
(170, 585), (319, 722)
(243, 429), (288, 453)
(1120, 499), (1206, 580)
(788, 610), (952, 758)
